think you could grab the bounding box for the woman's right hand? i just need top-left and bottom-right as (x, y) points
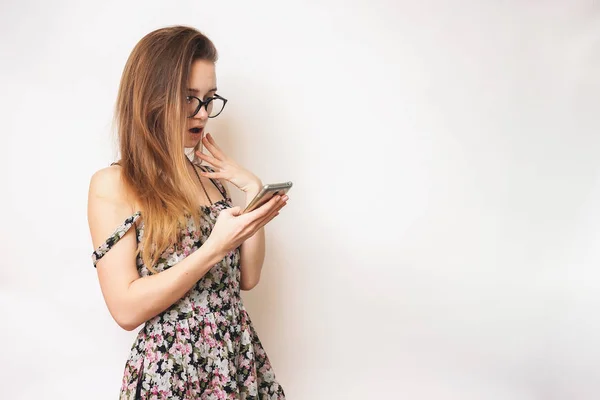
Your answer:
(205, 194), (288, 255)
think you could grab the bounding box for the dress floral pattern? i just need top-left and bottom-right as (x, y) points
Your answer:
(92, 163), (285, 400)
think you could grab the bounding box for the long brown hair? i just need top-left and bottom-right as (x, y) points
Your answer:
(112, 25), (218, 273)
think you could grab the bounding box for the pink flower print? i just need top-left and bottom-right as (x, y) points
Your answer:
(147, 349), (159, 364)
(209, 292), (219, 306)
(146, 361), (158, 375)
(153, 333), (165, 348)
(244, 374), (256, 386)
(220, 290), (231, 302)
(163, 324), (174, 335)
(239, 358), (250, 369)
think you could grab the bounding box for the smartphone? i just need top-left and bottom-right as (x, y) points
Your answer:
(242, 181), (293, 214)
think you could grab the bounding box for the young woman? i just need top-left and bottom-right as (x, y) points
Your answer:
(87, 25), (288, 399)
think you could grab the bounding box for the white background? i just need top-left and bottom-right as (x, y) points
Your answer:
(1, 1), (600, 399)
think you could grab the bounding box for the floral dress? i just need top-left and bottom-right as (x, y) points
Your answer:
(91, 162), (286, 400)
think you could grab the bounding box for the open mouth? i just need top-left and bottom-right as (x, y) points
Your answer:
(189, 127), (203, 134)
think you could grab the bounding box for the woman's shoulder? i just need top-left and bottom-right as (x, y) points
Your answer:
(88, 163), (138, 215)
(88, 163), (141, 269)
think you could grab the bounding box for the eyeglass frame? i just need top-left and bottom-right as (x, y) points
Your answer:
(185, 93), (228, 118)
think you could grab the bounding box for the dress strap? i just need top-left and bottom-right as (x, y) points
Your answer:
(200, 165), (230, 201)
(91, 211), (141, 268)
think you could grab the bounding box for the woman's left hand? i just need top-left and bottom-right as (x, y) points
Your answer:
(195, 132), (263, 193)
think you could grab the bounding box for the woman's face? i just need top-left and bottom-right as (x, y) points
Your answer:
(184, 59), (217, 148)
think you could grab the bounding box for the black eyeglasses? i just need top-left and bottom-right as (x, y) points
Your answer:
(186, 93), (228, 118)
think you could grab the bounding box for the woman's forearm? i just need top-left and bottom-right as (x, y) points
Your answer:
(239, 188), (266, 290)
(118, 241), (226, 330)
(239, 225), (266, 290)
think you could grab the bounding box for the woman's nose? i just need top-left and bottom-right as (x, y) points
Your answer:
(195, 105), (209, 120)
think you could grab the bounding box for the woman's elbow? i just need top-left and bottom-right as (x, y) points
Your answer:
(110, 308), (141, 331)
(117, 320), (139, 331)
(240, 277), (260, 291)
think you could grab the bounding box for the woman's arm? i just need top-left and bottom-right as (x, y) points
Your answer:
(217, 179), (266, 290)
(238, 186), (267, 290)
(87, 166), (227, 331)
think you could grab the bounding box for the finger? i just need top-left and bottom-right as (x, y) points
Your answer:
(203, 133), (227, 160)
(249, 199), (287, 230)
(195, 151), (224, 169)
(256, 199), (285, 221)
(197, 168), (221, 179)
(254, 206), (282, 230)
(246, 195), (283, 219)
(267, 196), (288, 214)
(226, 206), (242, 216)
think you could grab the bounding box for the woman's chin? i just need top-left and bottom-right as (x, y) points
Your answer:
(184, 134), (203, 148)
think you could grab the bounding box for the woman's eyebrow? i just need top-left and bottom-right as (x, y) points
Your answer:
(187, 87), (218, 93)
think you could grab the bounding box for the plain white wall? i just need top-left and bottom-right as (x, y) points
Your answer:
(1, 0), (600, 399)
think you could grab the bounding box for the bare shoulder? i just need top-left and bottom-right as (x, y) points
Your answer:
(87, 164), (138, 251)
(88, 164), (135, 208)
